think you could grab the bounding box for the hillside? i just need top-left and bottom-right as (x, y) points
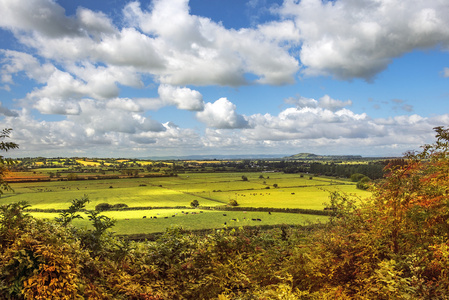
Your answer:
(285, 152), (363, 160)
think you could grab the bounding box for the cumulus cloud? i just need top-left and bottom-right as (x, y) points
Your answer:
(0, 0), (78, 37)
(285, 95), (352, 112)
(158, 84), (204, 111)
(1, 50), (55, 85)
(278, 0), (449, 80)
(106, 98), (142, 112)
(0, 0), (448, 158)
(0, 102), (18, 117)
(196, 98), (249, 129)
(122, 0), (299, 85)
(198, 109), (438, 156)
(34, 98), (81, 115)
(67, 99), (166, 134)
(0, 0), (299, 88)
(247, 106), (372, 141)
(318, 95), (352, 112)
(1, 96), (443, 158)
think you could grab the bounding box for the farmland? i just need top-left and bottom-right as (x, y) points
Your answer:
(2, 167), (371, 235)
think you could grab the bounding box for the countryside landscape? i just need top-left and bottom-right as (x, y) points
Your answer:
(3, 129), (449, 299)
(1, 0), (449, 298)
(3, 155), (378, 236)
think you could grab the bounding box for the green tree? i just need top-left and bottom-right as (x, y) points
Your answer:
(0, 129), (19, 195)
(55, 195), (90, 226)
(229, 199), (238, 206)
(350, 173), (366, 182)
(356, 176), (371, 190)
(66, 173), (79, 181)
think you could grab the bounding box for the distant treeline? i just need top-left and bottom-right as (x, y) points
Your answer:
(283, 162), (385, 179)
(11, 156), (389, 181)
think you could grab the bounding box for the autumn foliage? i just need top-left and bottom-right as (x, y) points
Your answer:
(2, 127), (449, 299)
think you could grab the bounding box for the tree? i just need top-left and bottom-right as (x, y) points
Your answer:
(241, 175), (248, 181)
(55, 195), (90, 226)
(229, 199), (238, 206)
(350, 173), (366, 182)
(356, 176), (370, 190)
(67, 173), (79, 181)
(302, 126), (449, 298)
(0, 129), (18, 195)
(190, 200), (199, 208)
(95, 202), (112, 211)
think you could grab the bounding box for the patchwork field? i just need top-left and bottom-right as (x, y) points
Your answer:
(31, 209), (329, 234)
(3, 172), (370, 234)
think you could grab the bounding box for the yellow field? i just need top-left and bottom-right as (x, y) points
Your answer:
(75, 160), (101, 166)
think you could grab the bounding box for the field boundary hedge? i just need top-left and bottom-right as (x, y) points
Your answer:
(25, 205), (332, 216)
(118, 222), (327, 241)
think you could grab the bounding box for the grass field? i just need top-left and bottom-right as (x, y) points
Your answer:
(30, 209), (329, 234)
(3, 173), (369, 210)
(4, 172), (370, 234)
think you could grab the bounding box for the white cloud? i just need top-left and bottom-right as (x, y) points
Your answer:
(0, 0), (78, 37)
(106, 98), (142, 112)
(122, 0), (299, 85)
(1, 50), (55, 85)
(318, 95), (352, 112)
(285, 96), (318, 108)
(0, 0), (299, 88)
(0, 102), (18, 117)
(158, 84), (204, 111)
(246, 106), (373, 141)
(94, 27), (166, 70)
(67, 99), (166, 134)
(76, 7), (116, 37)
(278, 0), (449, 80)
(285, 95), (352, 112)
(1, 100), (443, 158)
(34, 98), (80, 115)
(196, 98), (249, 129)
(0, 0), (448, 158)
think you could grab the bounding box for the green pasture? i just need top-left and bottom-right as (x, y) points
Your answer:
(2, 178), (222, 210)
(30, 209), (329, 234)
(2, 172), (370, 211)
(209, 185), (369, 210)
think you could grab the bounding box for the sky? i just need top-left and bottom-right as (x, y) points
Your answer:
(0, 0), (448, 158)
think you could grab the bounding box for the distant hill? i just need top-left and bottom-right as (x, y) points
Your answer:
(285, 153), (363, 160)
(138, 154), (288, 160)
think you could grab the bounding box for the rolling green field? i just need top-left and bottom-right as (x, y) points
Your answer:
(3, 172), (370, 234)
(31, 209), (329, 234)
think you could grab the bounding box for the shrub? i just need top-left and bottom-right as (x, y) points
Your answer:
(112, 203), (128, 209)
(229, 200), (239, 206)
(356, 176), (370, 190)
(95, 203), (112, 211)
(350, 173), (366, 182)
(66, 173), (79, 181)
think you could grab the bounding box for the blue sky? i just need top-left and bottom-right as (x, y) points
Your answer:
(0, 0), (448, 158)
